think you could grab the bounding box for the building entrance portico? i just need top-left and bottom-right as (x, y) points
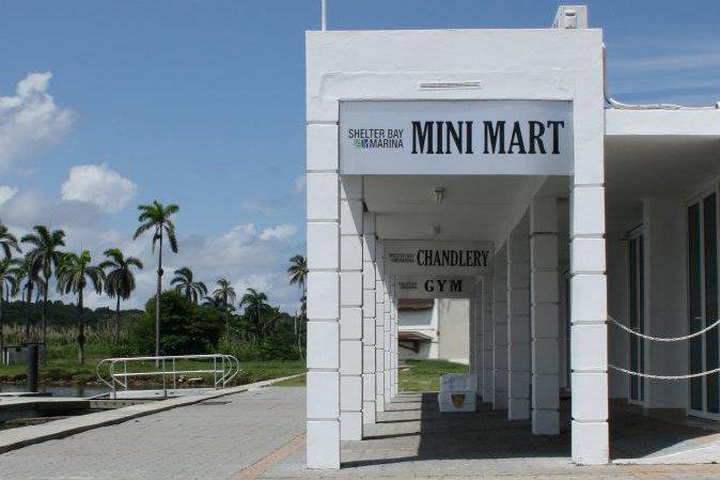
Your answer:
(305, 5), (609, 470)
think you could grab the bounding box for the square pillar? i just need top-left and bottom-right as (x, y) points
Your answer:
(339, 177), (364, 441)
(383, 274), (392, 402)
(483, 275), (494, 402)
(531, 197), (560, 435)
(362, 213), (377, 424)
(306, 123), (341, 469)
(375, 241), (386, 413)
(472, 284), (484, 399)
(492, 246), (508, 410)
(390, 285), (399, 398)
(570, 184), (609, 465)
(508, 226), (531, 421)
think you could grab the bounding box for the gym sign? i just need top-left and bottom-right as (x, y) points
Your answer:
(384, 241), (492, 275)
(339, 100), (573, 175)
(396, 276), (475, 299)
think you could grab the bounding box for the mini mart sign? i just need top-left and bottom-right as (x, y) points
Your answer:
(339, 100), (573, 175)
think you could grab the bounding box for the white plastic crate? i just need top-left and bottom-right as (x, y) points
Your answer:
(437, 373), (477, 412)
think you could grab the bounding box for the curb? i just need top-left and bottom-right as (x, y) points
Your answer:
(0, 373), (304, 454)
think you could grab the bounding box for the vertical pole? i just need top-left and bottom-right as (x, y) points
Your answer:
(321, 0), (327, 31)
(531, 197), (561, 435)
(306, 122), (341, 469)
(27, 344), (39, 393)
(483, 275), (494, 402)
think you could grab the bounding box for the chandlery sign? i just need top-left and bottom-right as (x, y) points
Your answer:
(339, 100), (573, 175)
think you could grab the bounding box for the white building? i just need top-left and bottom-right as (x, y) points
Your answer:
(397, 298), (470, 364)
(305, 4), (720, 469)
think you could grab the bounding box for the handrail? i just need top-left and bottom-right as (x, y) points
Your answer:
(96, 354), (240, 399)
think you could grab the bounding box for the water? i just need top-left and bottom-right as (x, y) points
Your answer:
(0, 384), (108, 398)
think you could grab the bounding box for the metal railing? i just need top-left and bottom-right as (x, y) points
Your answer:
(96, 354), (240, 399)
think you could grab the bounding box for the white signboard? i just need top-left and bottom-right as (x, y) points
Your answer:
(339, 100), (573, 175)
(384, 241), (492, 275)
(396, 276), (476, 299)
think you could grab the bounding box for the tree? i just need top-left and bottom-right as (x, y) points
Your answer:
(131, 290), (224, 355)
(22, 226), (66, 346)
(239, 288), (270, 340)
(212, 277), (236, 321)
(0, 258), (19, 350)
(287, 254), (307, 358)
(133, 200), (179, 359)
(0, 219), (21, 260)
(12, 255), (43, 340)
(99, 248), (144, 343)
(56, 250), (104, 364)
(171, 267), (207, 304)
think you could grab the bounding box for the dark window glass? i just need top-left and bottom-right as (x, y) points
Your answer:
(704, 194), (719, 413)
(689, 202), (703, 411)
(629, 238), (639, 401)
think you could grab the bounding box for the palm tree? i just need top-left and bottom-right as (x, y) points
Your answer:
(287, 254), (308, 358)
(56, 250), (104, 364)
(239, 288), (270, 340)
(133, 200), (179, 359)
(171, 267), (207, 304)
(99, 248), (143, 343)
(12, 255), (43, 340)
(213, 277), (236, 321)
(0, 219), (21, 260)
(0, 258), (19, 350)
(22, 225), (66, 346)
(202, 295), (236, 314)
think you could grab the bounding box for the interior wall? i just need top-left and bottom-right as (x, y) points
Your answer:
(607, 232), (630, 399)
(438, 298), (470, 364)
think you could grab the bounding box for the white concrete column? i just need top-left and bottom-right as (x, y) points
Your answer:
(483, 275), (494, 402)
(362, 213), (377, 424)
(390, 285), (399, 398)
(375, 241), (386, 413)
(531, 197), (560, 435)
(339, 178), (364, 441)
(471, 284), (483, 398)
(383, 274), (392, 402)
(570, 183), (609, 464)
(306, 123), (341, 469)
(508, 228), (531, 421)
(492, 246), (508, 410)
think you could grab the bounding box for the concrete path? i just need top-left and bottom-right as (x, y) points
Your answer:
(0, 387), (306, 480)
(4, 388), (720, 479)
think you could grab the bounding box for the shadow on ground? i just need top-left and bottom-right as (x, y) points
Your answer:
(342, 392), (720, 467)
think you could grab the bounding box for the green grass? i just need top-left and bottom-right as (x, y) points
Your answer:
(399, 359), (469, 392)
(274, 373), (307, 387)
(0, 358), (306, 387)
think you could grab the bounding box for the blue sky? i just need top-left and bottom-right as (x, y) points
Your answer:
(0, 0), (718, 311)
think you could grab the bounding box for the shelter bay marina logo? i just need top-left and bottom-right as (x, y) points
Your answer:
(349, 128), (404, 149)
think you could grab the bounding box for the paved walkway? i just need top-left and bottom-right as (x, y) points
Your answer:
(0, 387), (305, 480)
(3, 387), (720, 479)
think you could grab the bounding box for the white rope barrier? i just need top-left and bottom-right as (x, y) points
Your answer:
(608, 364), (720, 380)
(608, 315), (720, 342)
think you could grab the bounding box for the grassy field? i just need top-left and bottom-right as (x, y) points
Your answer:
(274, 359), (469, 391)
(399, 359), (468, 392)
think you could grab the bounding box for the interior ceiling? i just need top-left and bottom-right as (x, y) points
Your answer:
(363, 175), (568, 241)
(605, 135), (720, 234)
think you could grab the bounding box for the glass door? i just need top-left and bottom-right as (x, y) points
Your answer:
(628, 231), (645, 404)
(688, 191), (720, 417)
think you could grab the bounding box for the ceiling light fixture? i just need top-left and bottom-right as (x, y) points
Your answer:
(432, 186), (446, 205)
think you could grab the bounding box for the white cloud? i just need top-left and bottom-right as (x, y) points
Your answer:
(259, 224), (297, 241)
(240, 199), (281, 214)
(0, 185), (18, 206)
(0, 72), (74, 173)
(293, 174), (306, 194)
(61, 164), (137, 213)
